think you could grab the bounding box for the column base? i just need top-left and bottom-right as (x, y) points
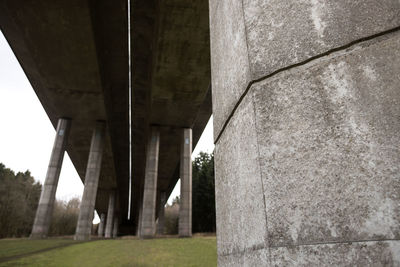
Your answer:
(140, 228), (155, 239)
(74, 234), (91, 241)
(30, 233), (47, 239)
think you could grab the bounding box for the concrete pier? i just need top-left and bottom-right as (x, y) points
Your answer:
(156, 192), (166, 235)
(179, 128), (192, 237)
(75, 122), (105, 241)
(113, 217), (118, 238)
(136, 198), (143, 236)
(31, 118), (71, 239)
(210, 0), (400, 265)
(139, 127), (160, 238)
(98, 213), (106, 237)
(105, 191), (116, 238)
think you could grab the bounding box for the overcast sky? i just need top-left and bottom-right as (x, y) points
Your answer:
(0, 30), (214, 220)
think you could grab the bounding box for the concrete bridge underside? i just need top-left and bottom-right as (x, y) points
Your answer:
(0, 0), (210, 235)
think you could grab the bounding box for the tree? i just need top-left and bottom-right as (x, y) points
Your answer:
(192, 152), (216, 233)
(164, 196), (180, 234)
(0, 162), (82, 238)
(49, 197), (80, 236)
(0, 163), (41, 238)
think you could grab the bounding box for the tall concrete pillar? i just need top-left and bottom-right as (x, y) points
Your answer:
(75, 121), (105, 241)
(179, 128), (192, 237)
(105, 191), (115, 238)
(156, 191), (166, 235)
(210, 0), (400, 265)
(136, 197), (143, 236)
(98, 213), (106, 237)
(139, 127), (160, 238)
(31, 118), (71, 239)
(113, 216), (119, 238)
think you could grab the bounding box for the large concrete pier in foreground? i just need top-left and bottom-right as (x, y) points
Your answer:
(210, 0), (400, 265)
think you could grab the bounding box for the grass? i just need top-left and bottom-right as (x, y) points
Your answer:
(0, 236), (217, 267)
(0, 238), (75, 259)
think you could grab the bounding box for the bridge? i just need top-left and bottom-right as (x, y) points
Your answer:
(0, 0), (210, 239)
(1, 0), (400, 265)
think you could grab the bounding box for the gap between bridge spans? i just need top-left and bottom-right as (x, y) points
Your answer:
(213, 26), (400, 145)
(127, 0), (133, 220)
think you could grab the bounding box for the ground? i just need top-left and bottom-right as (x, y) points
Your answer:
(0, 236), (217, 266)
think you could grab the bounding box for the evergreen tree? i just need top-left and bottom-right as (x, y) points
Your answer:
(0, 163), (41, 237)
(192, 152), (216, 233)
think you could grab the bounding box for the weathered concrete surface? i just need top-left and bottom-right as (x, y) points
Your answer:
(156, 192), (166, 235)
(211, 0), (400, 262)
(252, 33), (400, 247)
(218, 248), (269, 267)
(75, 122), (105, 241)
(270, 240), (400, 266)
(210, 0), (400, 139)
(219, 241), (400, 266)
(214, 95), (267, 255)
(31, 118), (71, 239)
(209, 0), (251, 138)
(98, 213), (106, 237)
(140, 128), (160, 238)
(105, 191), (115, 238)
(242, 0), (400, 79)
(179, 128), (192, 237)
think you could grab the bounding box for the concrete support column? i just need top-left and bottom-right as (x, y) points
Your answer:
(112, 216), (118, 238)
(98, 213), (106, 237)
(136, 197), (143, 236)
(75, 121), (105, 241)
(210, 0), (400, 265)
(139, 127), (160, 238)
(105, 191), (115, 238)
(156, 191), (166, 235)
(179, 128), (192, 237)
(31, 118), (71, 239)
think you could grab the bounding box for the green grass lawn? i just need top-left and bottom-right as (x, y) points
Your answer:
(0, 236), (217, 267)
(0, 238), (75, 259)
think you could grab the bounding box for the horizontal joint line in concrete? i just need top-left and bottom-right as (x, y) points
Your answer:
(219, 238), (400, 257)
(213, 25), (400, 145)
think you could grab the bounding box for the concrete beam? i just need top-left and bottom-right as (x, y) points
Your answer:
(139, 127), (160, 238)
(98, 213), (106, 237)
(105, 191), (116, 238)
(156, 192), (166, 235)
(75, 121), (105, 241)
(179, 128), (192, 237)
(31, 118), (71, 239)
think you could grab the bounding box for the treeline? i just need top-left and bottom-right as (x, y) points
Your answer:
(0, 163), (80, 238)
(192, 152), (215, 233)
(1, 151), (215, 237)
(0, 163), (41, 238)
(49, 197), (80, 236)
(163, 152), (216, 234)
(164, 196), (180, 234)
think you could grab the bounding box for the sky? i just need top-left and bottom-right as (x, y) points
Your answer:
(0, 30), (214, 222)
